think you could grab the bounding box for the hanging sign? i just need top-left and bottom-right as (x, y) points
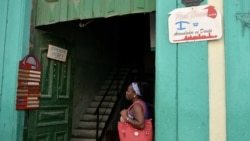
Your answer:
(168, 5), (222, 43)
(16, 55), (41, 110)
(47, 44), (68, 62)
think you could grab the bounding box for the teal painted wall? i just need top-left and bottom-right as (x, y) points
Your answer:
(225, 1), (250, 141)
(0, 0), (32, 141)
(0, 0), (8, 110)
(155, 0), (209, 140)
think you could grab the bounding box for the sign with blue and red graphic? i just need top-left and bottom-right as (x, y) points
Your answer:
(168, 5), (222, 43)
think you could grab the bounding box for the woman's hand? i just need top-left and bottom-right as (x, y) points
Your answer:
(120, 109), (128, 120)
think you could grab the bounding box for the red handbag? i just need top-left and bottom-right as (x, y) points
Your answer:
(118, 118), (153, 141)
(118, 101), (153, 141)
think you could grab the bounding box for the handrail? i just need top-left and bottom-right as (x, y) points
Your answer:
(94, 67), (121, 141)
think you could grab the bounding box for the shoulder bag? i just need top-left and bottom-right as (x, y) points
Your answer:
(118, 101), (153, 141)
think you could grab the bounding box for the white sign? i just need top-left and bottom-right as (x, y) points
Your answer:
(168, 5), (222, 43)
(47, 45), (68, 62)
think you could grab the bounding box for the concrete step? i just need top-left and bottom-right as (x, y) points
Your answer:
(93, 95), (117, 102)
(100, 83), (123, 90)
(97, 90), (119, 96)
(78, 121), (106, 129)
(103, 79), (126, 85)
(72, 128), (102, 138)
(81, 114), (109, 121)
(89, 101), (115, 108)
(86, 107), (112, 115)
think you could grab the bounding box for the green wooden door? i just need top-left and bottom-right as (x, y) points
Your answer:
(24, 32), (73, 141)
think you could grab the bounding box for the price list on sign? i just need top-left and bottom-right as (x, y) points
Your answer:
(16, 55), (41, 110)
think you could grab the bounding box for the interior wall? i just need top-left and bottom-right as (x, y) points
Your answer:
(71, 20), (119, 128)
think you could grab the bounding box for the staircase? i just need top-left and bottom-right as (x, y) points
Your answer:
(71, 67), (131, 141)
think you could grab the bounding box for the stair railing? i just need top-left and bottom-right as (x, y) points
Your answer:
(94, 67), (121, 141)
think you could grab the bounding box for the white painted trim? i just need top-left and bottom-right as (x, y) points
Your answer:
(208, 1), (226, 141)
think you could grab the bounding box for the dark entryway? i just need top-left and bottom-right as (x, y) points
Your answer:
(27, 13), (155, 141)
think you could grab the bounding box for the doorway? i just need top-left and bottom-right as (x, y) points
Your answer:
(28, 13), (155, 140)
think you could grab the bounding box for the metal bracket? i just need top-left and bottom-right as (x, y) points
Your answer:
(182, 0), (203, 7)
(45, 0), (58, 2)
(236, 13), (250, 28)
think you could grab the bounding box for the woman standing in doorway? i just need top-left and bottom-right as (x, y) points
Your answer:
(119, 81), (150, 129)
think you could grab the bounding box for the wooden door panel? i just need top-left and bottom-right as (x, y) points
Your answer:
(40, 56), (71, 99)
(24, 32), (72, 141)
(28, 107), (69, 140)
